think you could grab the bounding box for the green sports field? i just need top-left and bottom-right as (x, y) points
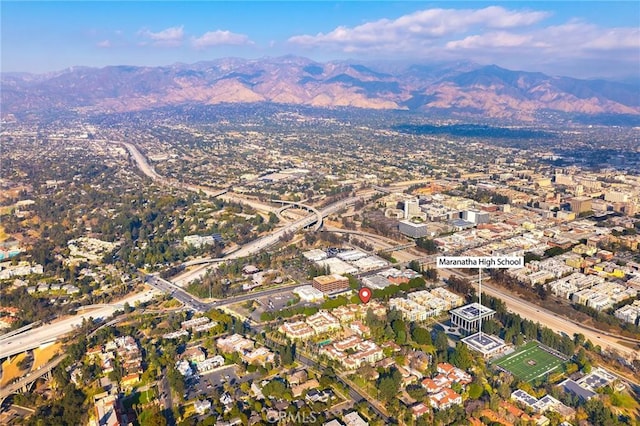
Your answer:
(493, 341), (565, 382)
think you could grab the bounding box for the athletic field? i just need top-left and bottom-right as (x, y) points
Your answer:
(493, 341), (565, 382)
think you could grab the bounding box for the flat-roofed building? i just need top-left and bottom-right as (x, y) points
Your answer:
(316, 258), (359, 276)
(293, 285), (325, 302)
(558, 379), (596, 401)
(461, 332), (507, 358)
(450, 303), (496, 332)
(313, 274), (350, 294)
(362, 275), (393, 290)
(399, 220), (429, 238)
(615, 300), (640, 325)
(303, 249), (328, 262)
(279, 321), (315, 340)
(306, 311), (340, 334)
(570, 196), (592, 214)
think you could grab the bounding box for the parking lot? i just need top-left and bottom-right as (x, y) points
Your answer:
(184, 364), (260, 400)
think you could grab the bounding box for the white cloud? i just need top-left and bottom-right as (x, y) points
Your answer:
(96, 39), (111, 48)
(191, 30), (253, 49)
(287, 6), (639, 78)
(445, 19), (639, 54)
(288, 6), (549, 51)
(138, 25), (184, 47)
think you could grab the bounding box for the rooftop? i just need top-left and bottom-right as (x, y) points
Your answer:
(450, 303), (496, 321)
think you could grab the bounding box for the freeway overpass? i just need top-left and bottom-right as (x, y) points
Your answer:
(0, 322), (41, 342)
(175, 196), (361, 276)
(0, 355), (65, 406)
(272, 199), (323, 231)
(0, 290), (160, 360)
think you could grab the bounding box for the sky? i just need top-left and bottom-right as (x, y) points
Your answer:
(2, 1), (639, 80)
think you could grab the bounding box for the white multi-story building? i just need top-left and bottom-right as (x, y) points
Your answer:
(614, 300), (640, 325)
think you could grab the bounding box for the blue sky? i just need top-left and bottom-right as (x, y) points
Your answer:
(2, 1), (639, 79)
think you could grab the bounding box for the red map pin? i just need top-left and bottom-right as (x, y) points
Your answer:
(358, 287), (372, 304)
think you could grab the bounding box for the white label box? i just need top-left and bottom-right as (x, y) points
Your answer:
(436, 256), (524, 269)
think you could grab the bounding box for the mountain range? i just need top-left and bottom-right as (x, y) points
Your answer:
(2, 56), (639, 121)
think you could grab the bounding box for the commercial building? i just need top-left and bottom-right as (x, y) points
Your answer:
(312, 274), (350, 294)
(293, 285), (325, 302)
(569, 196), (592, 214)
(462, 210), (490, 225)
(316, 258), (359, 276)
(398, 220), (430, 238)
(404, 198), (422, 220)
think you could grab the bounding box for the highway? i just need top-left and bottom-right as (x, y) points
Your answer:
(0, 290), (160, 359)
(172, 196), (361, 285)
(0, 354), (66, 403)
(146, 273), (302, 313)
(440, 268), (639, 361)
(119, 139), (362, 285)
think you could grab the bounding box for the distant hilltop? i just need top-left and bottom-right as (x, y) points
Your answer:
(2, 56), (639, 121)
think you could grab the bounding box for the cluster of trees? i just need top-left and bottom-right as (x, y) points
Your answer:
(448, 275), (580, 356)
(489, 269), (550, 301)
(26, 382), (87, 426)
(455, 187), (510, 205)
(1, 287), (56, 328)
(408, 260), (438, 282)
(572, 300), (640, 336)
(415, 238), (439, 254)
(360, 210), (402, 239)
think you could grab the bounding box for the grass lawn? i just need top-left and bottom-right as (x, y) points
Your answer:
(123, 387), (157, 410)
(493, 341), (565, 383)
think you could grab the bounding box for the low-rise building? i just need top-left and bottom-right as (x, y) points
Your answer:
(429, 388), (462, 410)
(241, 347), (275, 365)
(279, 321), (315, 340)
(293, 285), (325, 302)
(306, 311), (340, 334)
(194, 399), (212, 414)
(312, 274), (350, 294)
(450, 303), (496, 332)
(399, 220), (430, 239)
(217, 334), (254, 353)
(181, 317), (211, 330)
(614, 300), (640, 325)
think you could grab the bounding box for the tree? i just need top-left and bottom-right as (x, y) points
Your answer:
(423, 267), (438, 282)
(416, 238), (438, 254)
(450, 342), (473, 370)
(262, 379), (287, 398)
(468, 382), (484, 399)
(166, 367), (185, 397)
(435, 330), (449, 354)
(278, 344), (295, 366)
(139, 405), (167, 426)
(411, 326), (432, 346)
(378, 375), (400, 402)
(408, 260), (422, 273)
